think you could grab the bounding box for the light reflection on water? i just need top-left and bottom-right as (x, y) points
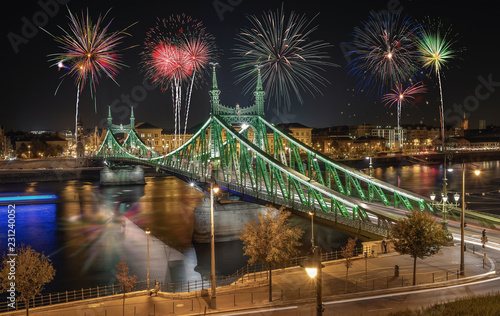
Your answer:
(0, 160), (499, 293)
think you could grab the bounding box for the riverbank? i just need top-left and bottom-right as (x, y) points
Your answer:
(338, 150), (500, 169)
(1, 150), (499, 183)
(0, 158), (164, 183)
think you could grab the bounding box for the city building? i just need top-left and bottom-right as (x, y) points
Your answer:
(0, 125), (8, 158)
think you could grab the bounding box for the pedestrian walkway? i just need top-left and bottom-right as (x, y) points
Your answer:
(4, 243), (494, 316)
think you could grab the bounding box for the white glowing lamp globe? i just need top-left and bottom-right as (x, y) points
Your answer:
(306, 267), (318, 278)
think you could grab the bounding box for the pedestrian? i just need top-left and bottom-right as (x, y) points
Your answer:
(382, 239), (387, 253)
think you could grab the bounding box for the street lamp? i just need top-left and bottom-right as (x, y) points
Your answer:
(365, 156), (373, 176)
(210, 180), (219, 309)
(302, 247), (324, 316)
(308, 211), (314, 249)
(460, 162), (480, 276)
(145, 228), (151, 290)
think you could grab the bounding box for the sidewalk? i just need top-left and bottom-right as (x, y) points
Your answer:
(4, 244), (494, 316)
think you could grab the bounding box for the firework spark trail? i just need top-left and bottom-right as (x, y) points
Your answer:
(417, 18), (457, 152)
(44, 8), (133, 155)
(75, 84), (80, 153)
(141, 15), (217, 147)
(346, 11), (421, 98)
(184, 72), (196, 142)
(382, 82), (427, 148)
(232, 5), (337, 113)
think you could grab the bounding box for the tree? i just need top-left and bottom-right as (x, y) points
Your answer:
(115, 259), (137, 316)
(0, 244), (55, 316)
(240, 206), (303, 302)
(390, 210), (448, 285)
(340, 237), (358, 292)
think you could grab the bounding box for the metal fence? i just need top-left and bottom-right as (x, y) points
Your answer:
(0, 247), (364, 313)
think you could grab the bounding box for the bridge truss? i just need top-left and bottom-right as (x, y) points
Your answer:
(96, 67), (435, 238)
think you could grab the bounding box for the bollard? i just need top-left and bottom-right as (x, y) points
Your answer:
(394, 265), (399, 277)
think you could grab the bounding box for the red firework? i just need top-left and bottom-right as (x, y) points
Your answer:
(141, 15), (217, 90)
(150, 42), (193, 85)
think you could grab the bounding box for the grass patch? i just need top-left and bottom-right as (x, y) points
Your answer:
(389, 293), (500, 315)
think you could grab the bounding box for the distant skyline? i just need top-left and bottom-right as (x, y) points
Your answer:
(2, 0), (499, 132)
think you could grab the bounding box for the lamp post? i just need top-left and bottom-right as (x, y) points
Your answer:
(365, 156), (373, 176)
(308, 211), (314, 249)
(460, 162), (480, 276)
(302, 247), (324, 316)
(145, 228), (151, 290)
(210, 180), (219, 309)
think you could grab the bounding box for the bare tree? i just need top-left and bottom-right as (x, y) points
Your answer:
(115, 259), (137, 316)
(390, 210), (447, 285)
(340, 237), (358, 293)
(0, 244), (55, 316)
(240, 206), (303, 302)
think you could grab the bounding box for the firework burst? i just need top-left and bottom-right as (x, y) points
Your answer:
(416, 18), (459, 152)
(44, 8), (134, 155)
(141, 15), (218, 146)
(382, 81), (427, 148)
(47, 8), (133, 100)
(346, 11), (421, 97)
(232, 6), (337, 112)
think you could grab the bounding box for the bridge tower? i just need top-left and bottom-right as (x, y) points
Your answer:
(253, 66), (265, 116)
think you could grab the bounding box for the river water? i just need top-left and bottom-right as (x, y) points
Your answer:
(1, 160), (499, 293)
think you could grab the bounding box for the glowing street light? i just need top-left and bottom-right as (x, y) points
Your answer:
(460, 162), (480, 275)
(145, 228), (151, 290)
(302, 248), (324, 316)
(210, 180), (219, 309)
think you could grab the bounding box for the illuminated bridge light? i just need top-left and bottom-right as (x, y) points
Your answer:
(0, 195), (58, 203)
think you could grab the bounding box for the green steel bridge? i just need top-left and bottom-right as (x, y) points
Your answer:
(94, 67), (462, 239)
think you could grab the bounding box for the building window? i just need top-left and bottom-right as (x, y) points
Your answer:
(155, 134), (159, 138)
(147, 133), (152, 137)
(141, 133), (145, 137)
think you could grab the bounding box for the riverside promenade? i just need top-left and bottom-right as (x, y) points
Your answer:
(3, 242), (494, 316)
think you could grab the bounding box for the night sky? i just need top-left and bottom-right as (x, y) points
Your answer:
(2, 0), (499, 132)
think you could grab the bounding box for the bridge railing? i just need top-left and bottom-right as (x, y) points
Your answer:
(219, 180), (390, 238)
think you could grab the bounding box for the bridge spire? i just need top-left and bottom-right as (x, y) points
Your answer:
(130, 106), (135, 128)
(107, 106), (112, 128)
(209, 62), (220, 115)
(254, 65), (265, 116)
